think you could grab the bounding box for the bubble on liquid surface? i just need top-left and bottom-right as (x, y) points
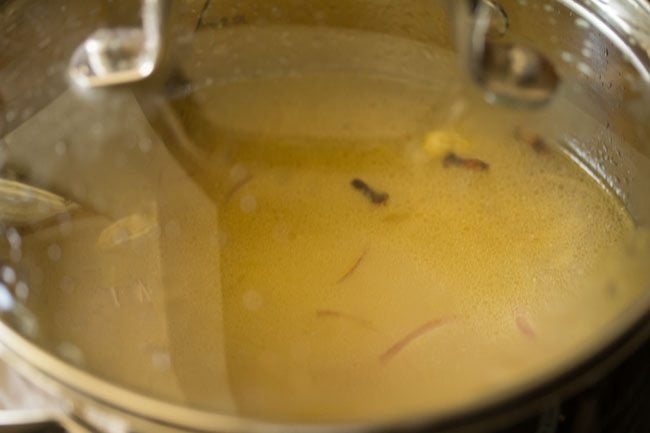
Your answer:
(58, 342), (84, 366)
(60, 275), (76, 294)
(15, 309), (38, 338)
(6, 227), (21, 250)
(272, 223), (293, 241)
(47, 244), (62, 262)
(54, 141), (67, 156)
(242, 290), (263, 311)
(240, 195), (258, 213)
(0, 283), (15, 311)
(1, 266), (16, 285)
(15, 281), (29, 300)
(577, 62), (594, 77)
(230, 164), (249, 182)
(151, 349), (172, 370)
(138, 137), (153, 153)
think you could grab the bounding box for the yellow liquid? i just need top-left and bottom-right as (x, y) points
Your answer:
(209, 126), (637, 421)
(2, 42), (648, 423)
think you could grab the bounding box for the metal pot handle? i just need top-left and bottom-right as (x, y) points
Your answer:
(449, 0), (559, 107)
(68, 0), (169, 88)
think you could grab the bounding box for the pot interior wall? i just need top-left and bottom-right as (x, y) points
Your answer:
(0, 0), (649, 427)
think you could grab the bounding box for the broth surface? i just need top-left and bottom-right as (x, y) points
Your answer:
(1, 28), (648, 423)
(210, 118), (638, 421)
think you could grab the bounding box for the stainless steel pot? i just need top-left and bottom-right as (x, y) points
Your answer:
(0, 1), (649, 432)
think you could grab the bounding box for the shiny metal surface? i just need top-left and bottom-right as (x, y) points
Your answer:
(68, 0), (168, 88)
(452, 0), (560, 107)
(1, 1), (650, 432)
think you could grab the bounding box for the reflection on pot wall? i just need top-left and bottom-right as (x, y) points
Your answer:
(0, 0), (649, 431)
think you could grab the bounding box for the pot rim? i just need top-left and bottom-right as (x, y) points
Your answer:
(2, 0), (650, 431)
